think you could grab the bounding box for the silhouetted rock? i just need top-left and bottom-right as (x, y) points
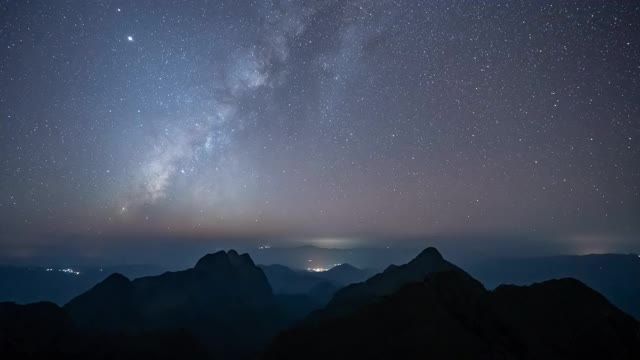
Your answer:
(470, 253), (640, 319)
(324, 246), (465, 312)
(491, 278), (640, 359)
(0, 301), (74, 357)
(264, 248), (640, 360)
(64, 250), (281, 359)
(0, 301), (208, 360)
(64, 273), (137, 331)
(273, 294), (323, 323)
(306, 280), (339, 304)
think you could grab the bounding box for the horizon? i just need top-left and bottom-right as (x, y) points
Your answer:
(2, 239), (639, 270)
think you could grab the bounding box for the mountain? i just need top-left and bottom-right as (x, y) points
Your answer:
(0, 265), (164, 305)
(64, 250), (282, 359)
(259, 264), (336, 296)
(313, 263), (376, 286)
(0, 301), (208, 360)
(258, 263), (374, 305)
(258, 264), (339, 321)
(469, 253), (640, 319)
(265, 251), (640, 359)
(323, 247), (464, 312)
(491, 279), (640, 359)
(248, 245), (416, 270)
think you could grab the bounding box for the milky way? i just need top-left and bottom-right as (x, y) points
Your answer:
(1, 0), (639, 258)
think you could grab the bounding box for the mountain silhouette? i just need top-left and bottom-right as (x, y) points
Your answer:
(322, 247), (464, 314)
(259, 264), (337, 297)
(3, 247), (639, 360)
(64, 250), (281, 359)
(0, 301), (208, 360)
(0, 264), (165, 306)
(265, 259), (640, 359)
(470, 253), (640, 319)
(258, 262), (374, 305)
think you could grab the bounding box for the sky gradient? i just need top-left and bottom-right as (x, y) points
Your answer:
(1, 0), (639, 262)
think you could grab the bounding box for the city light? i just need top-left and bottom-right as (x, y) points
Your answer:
(306, 263), (342, 273)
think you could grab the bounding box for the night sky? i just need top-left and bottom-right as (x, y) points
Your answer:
(1, 0), (639, 262)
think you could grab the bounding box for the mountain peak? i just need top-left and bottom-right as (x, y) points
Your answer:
(324, 246), (462, 311)
(195, 250), (255, 271)
(195, 250), (229, 270)
(380, 247), (445, 275)
(327, 263), (359, 273)
(65, 249), (276, 355)
(228, 249), (256, 267)
(412, 247), (443, 263)
(85, 272), (131, 294)
(104, 272), (130, 284)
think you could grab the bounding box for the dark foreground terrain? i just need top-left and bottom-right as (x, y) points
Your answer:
(470, 253), (640, 319)
(1, 248), (639, 359)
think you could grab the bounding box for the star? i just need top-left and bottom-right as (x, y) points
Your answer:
(1, 0), (638, 259)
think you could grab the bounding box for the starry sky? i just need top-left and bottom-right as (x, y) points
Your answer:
(1, 0), (639, 261)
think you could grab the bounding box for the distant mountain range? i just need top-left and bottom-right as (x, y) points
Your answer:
(4, 248), (639, 322)
(259, 263), (376, 305)
(247, 245), (416, 270)
(1, 247), (639, 359)
(0, 264), (165, 305)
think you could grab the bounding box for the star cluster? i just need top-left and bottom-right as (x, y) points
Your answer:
(1, 0), (639, 257)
